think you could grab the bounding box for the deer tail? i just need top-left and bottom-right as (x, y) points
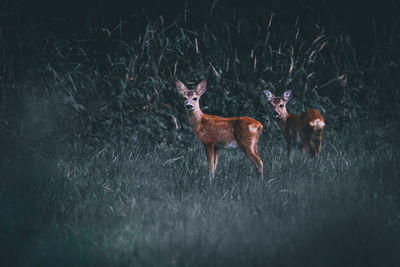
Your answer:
(309, 119), (325, 130)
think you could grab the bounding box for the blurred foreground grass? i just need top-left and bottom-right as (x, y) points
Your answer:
(1, 121), (400, 267)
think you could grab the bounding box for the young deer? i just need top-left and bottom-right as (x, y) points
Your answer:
(264, 90), (325, 157)
(176, 80), (264, 181)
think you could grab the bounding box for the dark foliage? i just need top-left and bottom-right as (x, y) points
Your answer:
(1, 1), (399, 147)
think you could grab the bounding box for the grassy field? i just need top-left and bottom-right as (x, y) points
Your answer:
(2, 119), (400, 266)
(1, 2), (400, 266)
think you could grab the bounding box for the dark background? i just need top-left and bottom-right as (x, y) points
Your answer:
(2, 0), (399, 56)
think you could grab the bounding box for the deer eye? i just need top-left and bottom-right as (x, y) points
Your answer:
(193, 98), (198, 101)
(279, 104), (284, 108)
(184, 97), (188, 100)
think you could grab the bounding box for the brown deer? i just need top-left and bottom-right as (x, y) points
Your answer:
(176, 80), (264, 181)
(264, 90), (325, 157)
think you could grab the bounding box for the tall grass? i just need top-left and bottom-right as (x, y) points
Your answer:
(1, 3), (398, 147)
(1, 2), (400, 267)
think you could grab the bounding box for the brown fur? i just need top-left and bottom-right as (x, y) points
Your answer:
(264, 90), (325, 157)
(177, 80), (263, 181)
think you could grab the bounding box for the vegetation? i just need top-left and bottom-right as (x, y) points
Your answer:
(1, 2), (399, 266)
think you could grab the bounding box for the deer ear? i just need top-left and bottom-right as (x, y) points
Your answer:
(195, 80), (207, 95)
(176, 80), (188, 96)
(263, 90), (275, 102)
(283, 90), (292, 101)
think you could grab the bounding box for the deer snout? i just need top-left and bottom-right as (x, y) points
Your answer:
(186, 104), (194, 110)
(273, 111), (279, 118)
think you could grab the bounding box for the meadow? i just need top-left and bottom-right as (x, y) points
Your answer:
(1, 2), (400, 266)
(2, 121), (400, 266)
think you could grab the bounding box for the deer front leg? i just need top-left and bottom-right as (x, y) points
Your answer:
(284, 134), (293, 157)
(204, 144), (215, 181)
(213, 148), (219, 175)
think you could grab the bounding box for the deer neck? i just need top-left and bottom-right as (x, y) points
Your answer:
(188, 107), (204, 127)
(277, 112), (290, 131)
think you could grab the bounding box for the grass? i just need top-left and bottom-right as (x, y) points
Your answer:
(2, 120), (400, 266)
(1, 2), (399, 266)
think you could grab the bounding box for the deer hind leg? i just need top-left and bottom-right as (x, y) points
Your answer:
(253, 132), (260, 155)
(204, 144), (215, 181)
(253, 139), (263, 180)
(313, 129), (323, 156)
(254, 132), (264, 179)
(240, 143), (263, 180)
(301, 130), (316, 156)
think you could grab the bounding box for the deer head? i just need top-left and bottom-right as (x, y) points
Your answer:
(176, 80), (207, 112)
(264, 90), (292, 119)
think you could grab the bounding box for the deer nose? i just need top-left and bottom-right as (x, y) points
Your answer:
(273, 111), (279, 117)
(186, 104), (193, 110)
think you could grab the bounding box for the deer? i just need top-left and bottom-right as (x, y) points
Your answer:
(176, 80), (264, 181)
(263, 90), (325, 157)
